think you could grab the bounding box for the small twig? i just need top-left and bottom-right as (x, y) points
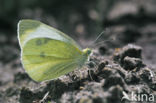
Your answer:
(40, 91), (49, 103)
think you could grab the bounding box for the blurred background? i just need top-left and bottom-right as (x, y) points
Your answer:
(0, 0), (156, 102)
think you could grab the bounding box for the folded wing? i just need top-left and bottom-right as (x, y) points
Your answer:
(22, 38), (82, 82)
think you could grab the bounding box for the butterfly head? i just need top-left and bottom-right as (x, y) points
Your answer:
(82, 48), (92, 56)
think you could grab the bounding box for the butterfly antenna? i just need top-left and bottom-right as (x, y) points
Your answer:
(92, 30), (105, 44)
(87, 30), (106, 48)
(93, 36), (115, 46)
(88, 28), (119, 48)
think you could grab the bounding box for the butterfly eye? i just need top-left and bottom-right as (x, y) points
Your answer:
(83, 48), (92, 56)
(87, 49), (92, 55)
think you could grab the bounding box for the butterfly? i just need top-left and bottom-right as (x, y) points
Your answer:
(18, 19), (92, 82)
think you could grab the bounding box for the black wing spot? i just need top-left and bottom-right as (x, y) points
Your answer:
(44, 38), (51, 44)
(36, 39), (42, 45)
(40, 52), (45, 58)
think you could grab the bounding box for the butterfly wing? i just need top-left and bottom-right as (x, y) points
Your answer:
(17, 20), (86, 82)
(18, 19), (81, 49)
(22, 38), (83, 82)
